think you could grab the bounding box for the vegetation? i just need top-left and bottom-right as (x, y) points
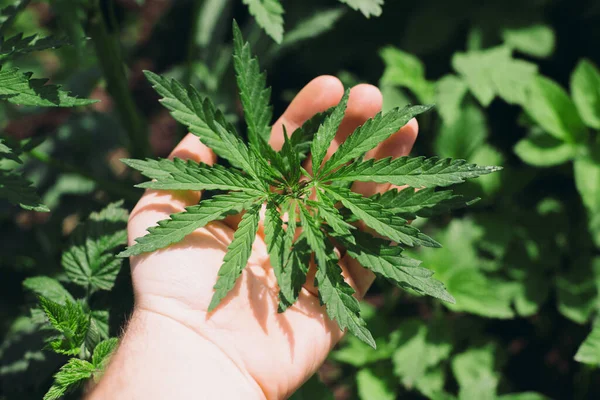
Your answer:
(0, 0), (599, 399)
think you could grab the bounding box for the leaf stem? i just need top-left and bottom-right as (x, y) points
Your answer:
(87, 0), (149, 159)
(27, 149), (140, 201)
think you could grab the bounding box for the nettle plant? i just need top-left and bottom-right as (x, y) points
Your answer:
(120, 23), (501, 346)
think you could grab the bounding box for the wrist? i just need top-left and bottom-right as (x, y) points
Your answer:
(89, 307), (266, 400)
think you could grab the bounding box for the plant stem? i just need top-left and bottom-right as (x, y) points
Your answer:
(87, 0), (149, 159)
(28, 149), (140, 201)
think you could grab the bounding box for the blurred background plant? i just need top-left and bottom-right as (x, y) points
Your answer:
(0, 0), (599, 399)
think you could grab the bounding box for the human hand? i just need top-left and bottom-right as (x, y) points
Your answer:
(91, 76), (418, 400)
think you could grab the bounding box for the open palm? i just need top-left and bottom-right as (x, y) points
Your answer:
(126, 76), (418, 399)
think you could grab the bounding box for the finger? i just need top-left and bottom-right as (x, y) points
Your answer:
(128, 134), (216, 244)
(351, 118), (419, 197)
(270, 75), (344, 151)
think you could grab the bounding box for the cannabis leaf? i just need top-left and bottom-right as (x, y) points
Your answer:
(0, 67), (97, 107)
(338, 0), (384, 18)
(242, 0), (284, 44)
(0, 168), (49, 211)
(0, 0), (30, 35)
(320, 105), (433, 176)
(208, 203), (262, 311)
(119, 191), (263, 257)
(38, 296), (90, 356)
(122, 158), (262, 193)
(43, 338), (119, 400)
(43, 358), (96, 400)
(0, 33), (70, 61)
(62, 201), (129, 292)
(121, 23), (502, 347)
(326, 156), (501, 187)
(232, 21), (273, 146)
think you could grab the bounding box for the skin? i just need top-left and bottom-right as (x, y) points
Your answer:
(89, 76), (418, 400)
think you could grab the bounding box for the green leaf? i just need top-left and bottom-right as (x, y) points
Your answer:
(0, 34), (70, 61)
(144, 71), (257, 171)
(369, 187), (475, 220)
(0, 168), (49, 211)
(338, 0), (384, 18)
(321, 105), (432, 175)
(445, 269), (515, 319)
(452, 46), (538, 106)
(356, 367), (395, 400)
(435, 103), (487, 160)
(524, 75), (588, 143)
(289, 108), (334, 161)
(574, 154), (600, 246)
(277, 8), (345, 52)
(311, 89), (349, 173)
(92, 338), (119, 369)
(43, 358), (95, 400)
(195, 0), (228, 49)
(575, 322), (600, 366)
(502, 24), (555, 58)
(62, 202), (128, 292)
(120, 191), (262, 257)
(327, 156), (501, 188)
(0, 67), (97, 107)
(123, 158), (264, 193)
(556, 258), (598, 324)
(325, 186), (440, 248)
(0, 0), (30, 36)
(242, 0), (284, 43)
(232, 21), (273, 146)
(514, 129), (578, 167)
(38, 296), (89, 356)
(571, 59), (600, 129)
(278, 203), (309, 311)
(298, 206), (375, 347)
(22, 276), (75, 304)
(208, 203), (261, 311)
(380, 46), (435, 103)
(264, 201), (305, 311)
(451, 345), (498, 400)
(85, 310), (110, 354)
(279, 237), (310, 311)
(0, 137), (22, 162)
(315, 193), (355, 244)
(435, 75), (468, 124)
(316, 258), (375, 348)
(278, 126), (301, 182)
(342, 231), (454, 302)
(392, 319), (452, 390)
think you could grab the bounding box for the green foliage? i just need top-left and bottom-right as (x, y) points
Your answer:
(16, 203), (127, 398)
(0, 137), (48, 211)
(242, 0), (382, 42)
(61, 201), (128, 292)
(2, 1), (600, 399)
(38, 296), (90, 356)
(44, 338), (119, 400)
(575, 318), (600, 366)
(121, 23), (499, 347)
(571, 59), (600, 130)
(0, 67), (96, 107)
(242, 0), (284, 44)
(0, 33), (69, 61)
(338, 0), (384, 18)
